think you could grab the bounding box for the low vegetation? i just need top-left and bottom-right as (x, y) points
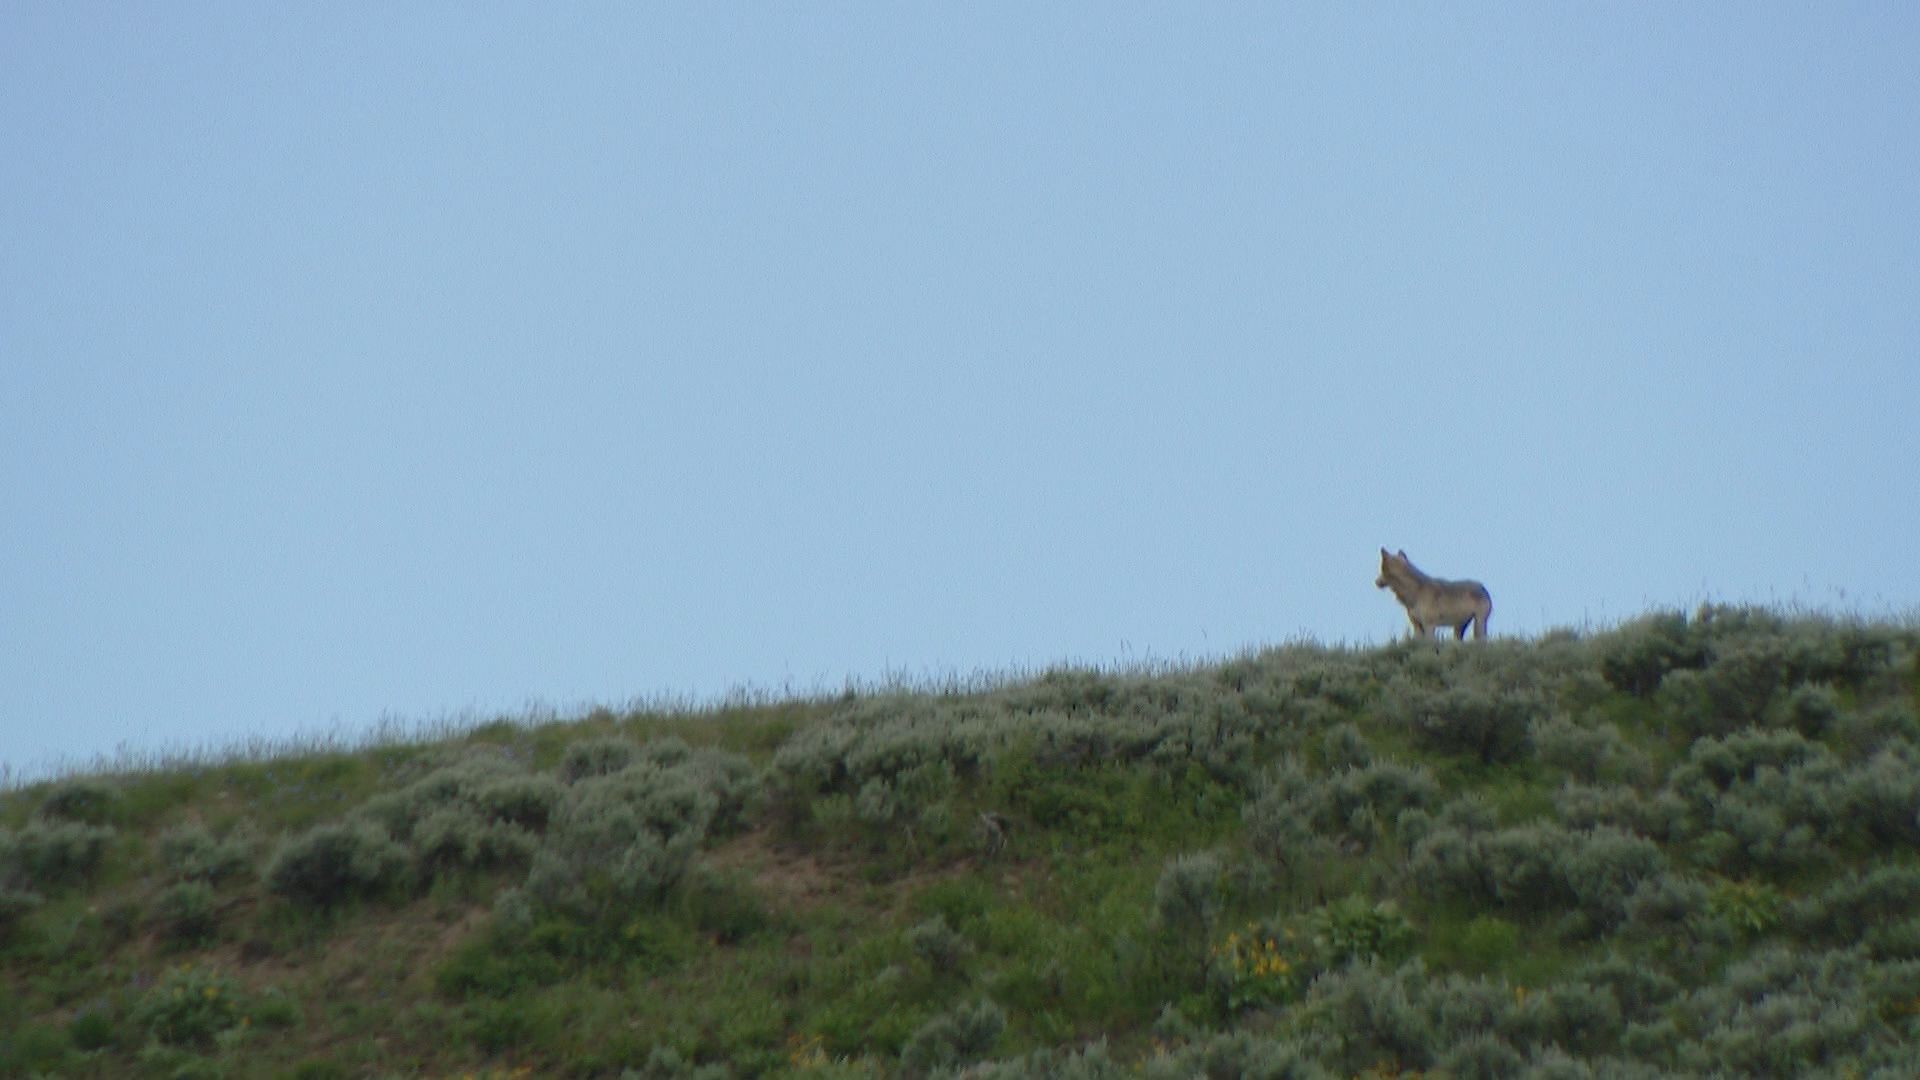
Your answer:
(3, 606), (1918, 1076)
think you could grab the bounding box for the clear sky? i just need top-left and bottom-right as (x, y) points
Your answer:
(4, 5), (1916, 780)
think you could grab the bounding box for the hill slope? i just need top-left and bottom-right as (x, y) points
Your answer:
(4, 607), (1920, 1077)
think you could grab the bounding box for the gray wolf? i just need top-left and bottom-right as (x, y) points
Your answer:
(1375, 548), (1492, 640)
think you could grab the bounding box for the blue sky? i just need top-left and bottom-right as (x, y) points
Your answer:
(4, 6), (1916, 779)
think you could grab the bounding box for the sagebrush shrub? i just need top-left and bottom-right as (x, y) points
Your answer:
(515, 751), (749, 925)
(1388, 681), (1539, 765)
(1532, 715), (1643, 784)
(1299, 960), (1438, 1074)
(560, 737), (642, 783)
(265, 821), (408, 907)
(36, 779), (125, 825)
(151, 881), (219, 946)
(358, 754), (559, 849)
(156, 823), (254, 884)
(1321, 722), (1374, 769)
(1598, 612), (1705, 697)
(1557, 827), (1668, 932)
(619, 1046), (732, 1080)
(1, 820), (115, 889)
(1138, 1031), (1322, 1079)
(1153, 851), (1225, 938)
(1521, 981), (1624, 1058)
(1672, 946), (1920, 1076)
(855, 778), (898, 825)
(131, 966), (246, 1049)
(1410, 820), (1665, 932)
(1663, 728), (1886, 874)
(0, 886), (42, 940)
(1774, 682), (1842, 738)
(1790, 865), (1920, 943)
(1553, 784), (1683, 842)
(907, 914), (970, 976)
(965, 1041), (1132, 1080)
(1245, 757), (1438, 865)
(1435, 1032), (1525, 1080)
(1622, 872), (1712, 939)
(1843, 740), (1920, 846)
(474, 774), (563, 832)
(900, 999), (1005, 1076)
(526, 802), (694, 923)
(412, 807), (537, 876)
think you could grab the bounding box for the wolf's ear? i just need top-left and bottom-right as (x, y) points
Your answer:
(1397, 549), (1409, 559)
(1380, 547), (1390, 560)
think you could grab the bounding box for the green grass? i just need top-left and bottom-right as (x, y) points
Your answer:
(3, 606), (1920, 1076)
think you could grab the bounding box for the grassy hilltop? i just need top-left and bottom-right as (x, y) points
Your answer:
(4, 607), (1920, 1078)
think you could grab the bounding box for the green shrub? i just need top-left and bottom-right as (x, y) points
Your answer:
(967, 1041), (1132, 1079)
(1672, 946), (1920, 1075)
(1791, 865), (1920, 943)
(907, 914), (971, 977)
(412, 806), (537, 877)
(1435, 1032), (1525, 1079)
(1245, 757), (1438, 865)
(620, 1045), (732, 1079)
(1298, 960), (1438, 1074)
(1153, 851), (1226, 938)
(1710, 640), (1810, 726)
(151, 881), (220, 946)
(1451, 916), (1521, 971)
(560, 737), (642, 782)
(1388, 682), (1539, 765)
(359, 754), (558, 839)
(521, 777), (703, 924)
(1621, 873), (1712, 940)
(1311, 897), (1415, 966)
(1573, 954), (1680, 1026)
(0, 1021), (73, 1076)
(475, 773), (564, 831)
(1707, 880), (1783, 938)
(1532, 715), (1642, 784)
(900, 998), (1005, 1075)
(0, 886), (42, 940)
(1557, 827), (1669, 932)
(36, 778), (125, 825)
(1139, 1031), (1324, 1078)
(1321, 722), (1374, 769)
(1243, 764), (1328, 873)
(1597, 612), (1705, 697)
(0, 820), (115, 889)
(265, 821), (409, 907)
(131, 966), (246, 1049)
(1844, 740), (1920, 846)
(1207, 922), (1301, 1012)
(66, 1002), (118, 1052)
(1774, 682), (1843, 738)
(1410, 820), (1665, 932)
(855, 777), (899, 825)
(156, 823), (255, 884)
(1664, 729), (1872, 874)
(1519, 981), (1623, 1058)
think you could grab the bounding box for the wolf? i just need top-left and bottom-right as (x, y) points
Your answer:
(1375, 548), (1492, 640)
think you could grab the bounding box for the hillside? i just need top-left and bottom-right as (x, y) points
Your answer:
(4, 607), (1920, 1078)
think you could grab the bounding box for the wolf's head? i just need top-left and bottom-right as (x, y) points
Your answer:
(1377, 548), (1418, 589)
